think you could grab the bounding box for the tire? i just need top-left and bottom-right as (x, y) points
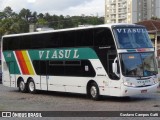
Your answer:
(28, 79), (36, 94)
(89, 82), (100, 100)
(19, 80), (27, 93)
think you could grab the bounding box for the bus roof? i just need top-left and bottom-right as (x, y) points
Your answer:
(2, 23), (144, 38)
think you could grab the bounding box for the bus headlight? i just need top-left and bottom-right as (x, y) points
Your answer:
(124, 82), (136, 87)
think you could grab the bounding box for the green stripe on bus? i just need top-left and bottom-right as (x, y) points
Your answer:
(28, 48), (98, 60)
(3, 51), (20, 74)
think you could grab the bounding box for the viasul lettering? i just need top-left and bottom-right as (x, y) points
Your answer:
(116, 28), (146, 33)
(39, 49), (79, 59)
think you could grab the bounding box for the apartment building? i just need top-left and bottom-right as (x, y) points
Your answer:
(105, 0), (160, 23)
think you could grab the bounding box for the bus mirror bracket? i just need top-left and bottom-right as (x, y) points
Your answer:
(112, 57), (120, 78)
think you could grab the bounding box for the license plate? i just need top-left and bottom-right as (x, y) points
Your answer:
(141, 90), (147, 93)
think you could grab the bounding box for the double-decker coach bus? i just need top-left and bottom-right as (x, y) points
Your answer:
(1, 24), (159, 100)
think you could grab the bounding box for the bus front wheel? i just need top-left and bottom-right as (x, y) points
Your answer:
(28, 79), (36, 94)
(89, 82), (100, 100)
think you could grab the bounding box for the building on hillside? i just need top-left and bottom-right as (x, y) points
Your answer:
(105, 0), (160, 24)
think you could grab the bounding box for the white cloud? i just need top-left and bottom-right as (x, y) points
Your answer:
(27, 0), (36, 3)
(0, 0), (104, 16)
(67, 0), (105, 16)
(0, 0), (28, 11)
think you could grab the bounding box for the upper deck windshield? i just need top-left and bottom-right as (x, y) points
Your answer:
(113, 27), (153, 49)
(121, 53), (158, 77)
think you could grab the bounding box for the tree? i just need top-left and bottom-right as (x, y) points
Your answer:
(44, 13), (52, 22)
(0, 6), (104, 36)
(31, 11), (37, 23)
(37, 13), (44, 19)
(37, 18), (48, 26)
(17, 19), (29, 33)
(19, 8), (32, 22)
(3, 6), (13, 18)
(0, 12), (6, 19)
(0, 18), (16, 35)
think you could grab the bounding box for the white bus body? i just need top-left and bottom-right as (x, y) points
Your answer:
(1, 24), (159, 100)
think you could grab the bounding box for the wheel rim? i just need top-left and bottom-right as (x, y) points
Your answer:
(90, 86), (97, 98)
(20, 81), (25, 91)
(29, 81), (35, 92)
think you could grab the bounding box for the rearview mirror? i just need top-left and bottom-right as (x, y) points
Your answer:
(112, 62), (117, 73)
(112, 57), (120, 78)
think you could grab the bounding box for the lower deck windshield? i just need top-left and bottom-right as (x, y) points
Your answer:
(120, 52), (158, 77)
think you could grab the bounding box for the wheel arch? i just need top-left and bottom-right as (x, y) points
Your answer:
(26, 77), (34, 84)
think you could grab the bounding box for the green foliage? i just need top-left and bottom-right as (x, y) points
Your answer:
(37, 18), (48, 26)
(3, 6), (13, 18)
(0, 6), (104, 36)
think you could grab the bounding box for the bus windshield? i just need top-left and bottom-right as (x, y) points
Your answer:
(121, 53), (158, 77)
(113, 27), (153, 49)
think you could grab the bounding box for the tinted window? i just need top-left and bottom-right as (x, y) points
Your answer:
(76, 29), (94, 47)
(45, 33), (60, 48)
(3, 37), (20, 50)
(20, 36), (31, 49)
(94, 28), (114, 47)
(3, 28), (113, 50)
(61, 31), (75, 47)
(33, 60), (95, 77)
(32, 60), (47, 75)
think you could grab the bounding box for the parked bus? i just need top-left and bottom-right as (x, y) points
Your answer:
(1, 24), (159, 100)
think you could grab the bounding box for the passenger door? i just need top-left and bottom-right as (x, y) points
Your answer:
(40, 75), (48, 90)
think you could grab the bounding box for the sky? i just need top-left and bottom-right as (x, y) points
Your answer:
(0, 0), (105, 17)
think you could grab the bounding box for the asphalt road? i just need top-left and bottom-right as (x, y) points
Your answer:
(0, 84), (160, 120)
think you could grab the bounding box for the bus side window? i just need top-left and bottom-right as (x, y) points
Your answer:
(3, 38), (8, 50)
(33, 60), (47, 75)
(75, 29), (93, 47)
(94, 29), (107, 47)
(4, 37), (20, 50)
(46, 33), (60, 48)
(20, 36), (31, 49)
(61, 31), (75, 47)
(94, 28), (115, 48)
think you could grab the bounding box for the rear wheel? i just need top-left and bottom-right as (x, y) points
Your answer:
(19, 80), (27, 93)
(89, 82), (100, 100)
(28, 79), (36, 94)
